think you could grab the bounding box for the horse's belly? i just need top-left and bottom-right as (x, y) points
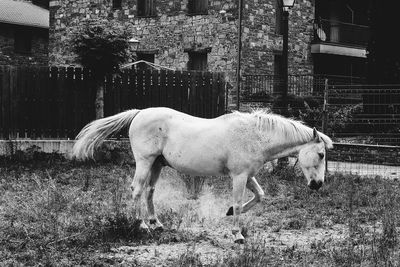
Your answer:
(168, 158), (225, 176)
(163, 146), (227, 176)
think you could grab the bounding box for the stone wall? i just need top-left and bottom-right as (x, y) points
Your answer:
(241, 0), (314, 75)
(0, 24), (49, 66)
(49, 0), (238, 71)
(49, 0), (315, 109)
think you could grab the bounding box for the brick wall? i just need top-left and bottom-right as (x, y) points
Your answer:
(0, 24), (49, 66)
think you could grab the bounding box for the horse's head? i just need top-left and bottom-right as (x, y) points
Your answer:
(298, 128), (331, 190)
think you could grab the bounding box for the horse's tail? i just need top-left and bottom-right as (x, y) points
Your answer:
(72, 109), (141, 160)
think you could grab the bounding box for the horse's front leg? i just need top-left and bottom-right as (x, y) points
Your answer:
(231, 172), (249, 244)
(226, 176), (265, 215)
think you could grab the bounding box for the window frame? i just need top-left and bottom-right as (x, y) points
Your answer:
(112, 0), (122, 9)
(137, 0), (157, 17)
(187, 0), (208, 16)
(14, 28), (32, 55)
(136, 52), (155, 63)
(187, 51), (208, 71)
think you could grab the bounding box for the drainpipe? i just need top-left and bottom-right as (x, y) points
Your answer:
(236, 0), (244, 110)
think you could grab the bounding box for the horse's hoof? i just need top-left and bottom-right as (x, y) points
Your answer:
(149, 219), (164, 232)
(234, 238), (245, 244)
(232, 231), (245, 244)
(139, 220), (150, 233)
(154, 226), (164, 232)
(226, 207), (233, 216)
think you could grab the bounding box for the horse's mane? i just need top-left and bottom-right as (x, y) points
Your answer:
(233, 109), (333, 148)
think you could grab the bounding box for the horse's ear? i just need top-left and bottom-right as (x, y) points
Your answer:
(313, 127), (322, 142)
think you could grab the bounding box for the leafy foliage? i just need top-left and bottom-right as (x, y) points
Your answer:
(73, 24), (132, 79)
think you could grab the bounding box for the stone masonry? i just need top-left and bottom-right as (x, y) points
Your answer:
(0, 24), (49, 66)
(49, 0), (315, 108)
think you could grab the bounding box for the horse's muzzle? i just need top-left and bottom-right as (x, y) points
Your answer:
(309, 180), (323, 191)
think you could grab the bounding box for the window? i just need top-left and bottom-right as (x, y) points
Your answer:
(188, 52), (207, 71)
(134, 52), (156, 69)
(187, 0), (208, 15)
(137, 52), (155, 63)
(14, 29), (32, 54)
(113, 0), (122, 9)
(273, 54), (284, 93)
(137, 0), (156, 17)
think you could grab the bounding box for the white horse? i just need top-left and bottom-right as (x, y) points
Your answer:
(72, 107), (333, 243)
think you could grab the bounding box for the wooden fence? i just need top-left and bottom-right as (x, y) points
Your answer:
(0, 66), (226, 139)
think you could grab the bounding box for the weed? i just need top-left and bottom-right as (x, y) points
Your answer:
(180, 173), (206, 200)
(175, 244), (204, 267)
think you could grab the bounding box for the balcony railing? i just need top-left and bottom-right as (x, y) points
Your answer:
(314, 19), (369, 47)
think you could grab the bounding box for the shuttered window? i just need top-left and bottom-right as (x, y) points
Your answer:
(187, 0), (208, 15)
(14, 29), (32, 54)
(137, 53), (155, 63)
(188, 52), (207, 71)
(113, 0), (122, 9)
(137, 0), (156, 17)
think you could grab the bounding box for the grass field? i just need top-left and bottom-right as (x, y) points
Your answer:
(1, 153), (400, 266)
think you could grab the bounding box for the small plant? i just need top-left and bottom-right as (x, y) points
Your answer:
(180, 173), (206, 200)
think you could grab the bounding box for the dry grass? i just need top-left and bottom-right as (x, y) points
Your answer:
(175, 167), (400, 266)
(0, 154), (203, 266)
(1, 153), (400, 266)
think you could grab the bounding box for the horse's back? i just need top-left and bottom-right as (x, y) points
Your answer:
(128, 107), (235, 175)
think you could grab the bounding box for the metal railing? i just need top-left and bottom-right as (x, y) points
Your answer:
(241, 76), (400, 177)
(241, 74), (366, 100)
(314, 19), (370, 47)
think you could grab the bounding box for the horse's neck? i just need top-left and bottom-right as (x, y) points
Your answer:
(263, 131), (312, 160)
(268, 142), (308, 160)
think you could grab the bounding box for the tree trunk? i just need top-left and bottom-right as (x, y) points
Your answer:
(95, 81), (104, 119)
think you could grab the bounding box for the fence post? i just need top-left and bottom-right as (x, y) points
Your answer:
(322, 78), (329, 172)
(322, 78), (329, 133)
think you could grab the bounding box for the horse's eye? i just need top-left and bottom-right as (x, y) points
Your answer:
(318, 152), (324, 159)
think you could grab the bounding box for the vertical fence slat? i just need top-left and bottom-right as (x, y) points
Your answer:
(181, 71), (189, 114)
(1, 66), (11, 139)
(166, 70), (174, 108)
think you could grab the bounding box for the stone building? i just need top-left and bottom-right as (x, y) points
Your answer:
(49, 0), (314, 74)
(49, 0), (370, 107)
(0, 0), (49, 66)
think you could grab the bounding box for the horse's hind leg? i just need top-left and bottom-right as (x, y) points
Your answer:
(144, 158), (164, 231)
(226, 176), (265, 215)
(130, 157), (155, 231)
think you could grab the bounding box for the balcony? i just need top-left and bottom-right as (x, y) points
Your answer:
(312, 19), (370, 58)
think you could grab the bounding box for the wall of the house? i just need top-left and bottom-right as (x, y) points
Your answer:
(241, 0), (314, 75)
(49, 0), (314, 108)
(49, 0), (314, 72)
(49, 0), (238, 72)
(0, 24), (49, 66)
